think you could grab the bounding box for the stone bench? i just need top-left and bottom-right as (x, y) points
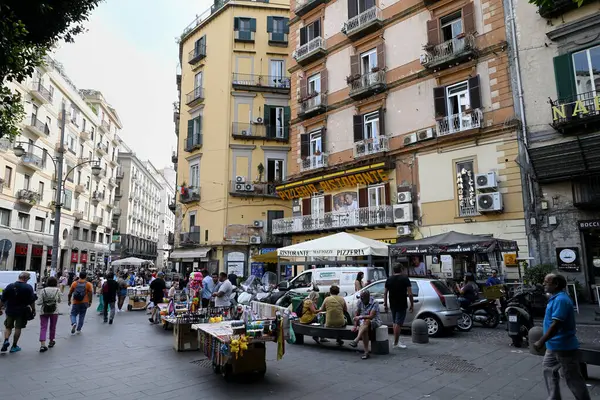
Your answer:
(291, 321), (389, 355)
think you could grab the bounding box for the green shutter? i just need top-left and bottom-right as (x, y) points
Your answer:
(250, 18), (257, 32)
(187, 120), (194, 137)
(283, 18), (289, 34)
(283, 106), (291, 139)
(234, 17), (239, 31)
(553, 54), (576, 101)
(264, 106), (273, 137)
(196, 116), (202, 135)
(267, 16), (274, 33)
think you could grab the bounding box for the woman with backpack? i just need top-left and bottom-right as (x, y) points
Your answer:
(37, 276), (61, 352)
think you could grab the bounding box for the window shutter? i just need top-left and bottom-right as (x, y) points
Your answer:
(378, 108), (386, 136)
(263, 105), (271, 127)
(462, 2), (475, 34)
(283, 106), (291, 139)
(553, 54), (576, 100)
(433, 86), (447, 118)
(358, 188), (368, 208)
(267, 159), (275, 181)
(300, 134), (309, 158)
(197, 116), (203, 134)
(353, 114), (363, 142)
(376, 43), (386, 69)
(320, 69), (328, 93)
(426, 19), (440, 46)
(302, 198), (311, 215)
(299, 76), (307, 101)
(350, 54), (360, 77)
(348, 0), (358, 19)
(468, 75), (482, 110)
(314, 19), (321, 37)
(384, 182), (391, 205)
(324, 195), (332, 213)
(300, 26), (307, 46)
(267, 16), (274, 33)
(250, 18), (257, 32)
(283, 18), (290, 33)
(234, 17), (240, 31)
(321, 128), (327, 152)
(187, 120), (194, 137)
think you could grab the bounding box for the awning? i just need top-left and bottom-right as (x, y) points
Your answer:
(276, 232), (389, 257)
(389, 231), (518, 256)
(169, 247), (211, 259)
(252, 251), (289, 263)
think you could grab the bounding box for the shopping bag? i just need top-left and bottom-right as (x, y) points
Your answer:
(286, 323), (296, 344)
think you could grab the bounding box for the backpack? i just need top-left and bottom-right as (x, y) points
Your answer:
(102, 281), (109, 294)
(295, 300), (305, 318)
(73, 281), (87, 302)
(42, 288), (57, 314)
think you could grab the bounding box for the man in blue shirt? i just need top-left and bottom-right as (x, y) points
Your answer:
(0, 272), (36, 353)
(485, 270), (501, 287)
(534, 273), (590, 400)
(201, 273), (218, 308)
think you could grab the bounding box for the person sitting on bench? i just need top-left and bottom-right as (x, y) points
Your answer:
(349, 290), (381, 359)
(318, 285), (347, 346)
(299, 292), (327, 344)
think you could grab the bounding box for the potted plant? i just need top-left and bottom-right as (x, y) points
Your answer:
(371, 66), (381, 73)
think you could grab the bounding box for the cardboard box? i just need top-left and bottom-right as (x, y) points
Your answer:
(173, 323), (199, 352)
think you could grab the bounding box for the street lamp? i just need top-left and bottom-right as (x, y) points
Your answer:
(12, 144), (25, 158)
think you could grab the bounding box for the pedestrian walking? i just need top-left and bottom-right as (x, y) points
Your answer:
(58, 273), (68, 294)
(117, 273), (128, 312)
(102, 272), (119, 324)
(383, 265), (414, 349)
(534, 273), (591, 400)
(96, 273), (106, 315)
(67, 271), (93, 335)
(149, 272), (167, 324)
(37, 276), (61, 352)
(0, 272), (36, 353)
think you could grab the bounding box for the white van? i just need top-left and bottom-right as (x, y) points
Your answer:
(281, 267), (387, 296)
(0, 271), (38, 294)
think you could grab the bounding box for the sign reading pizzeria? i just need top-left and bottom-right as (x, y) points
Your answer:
(556, 247), (581, 272)
(277, 167), (388, 201)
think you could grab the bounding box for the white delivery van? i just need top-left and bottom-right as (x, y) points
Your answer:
(0, 271), (38, 295)
(281, 267), (387, 296)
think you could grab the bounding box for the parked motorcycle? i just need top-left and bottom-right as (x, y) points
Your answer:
(457, 298), (500, 331)
(505, 286), (538, 347)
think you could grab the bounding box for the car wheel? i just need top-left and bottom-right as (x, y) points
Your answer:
(420, 315), (443, 337)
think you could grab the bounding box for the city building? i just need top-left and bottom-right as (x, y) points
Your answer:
(512, 0), (600, 296)
(112, 147), (161, 262)
(274, 0), (529, 278)
(0, 58), (121, 274)
(172, 0), (292, 277)
(145, 163), (175, 270)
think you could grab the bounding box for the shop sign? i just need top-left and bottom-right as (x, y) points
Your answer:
(260, 248), (276, 254)
(31, 245), (43, 258)
(250, 262), (264, 277)
(578, 220), (600, 230)
(80, 252), (88, 263)
(378, 238), (397, 244)
(556, 247), (581, 272)
(227, 261), (244, 276)
(503, 253), (517, 266)
(552, 97), (600, 121)
(15, 243), (28, 256)
(71, 251), (79, 263)
(276, 168), (388, 201)
(279, 248), (367, 257)
(228, 252), (245, 262)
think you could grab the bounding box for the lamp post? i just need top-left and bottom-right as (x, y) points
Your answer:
(13, 107), (103, 275)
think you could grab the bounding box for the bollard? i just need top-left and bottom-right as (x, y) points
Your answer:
(412, 319), (429, 344)
(528, 326), (545, 356)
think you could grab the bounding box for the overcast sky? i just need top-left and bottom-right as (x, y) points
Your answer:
(54, 0), (212, 169)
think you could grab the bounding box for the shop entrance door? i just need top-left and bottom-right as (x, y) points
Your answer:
(583, 230), (600, 289)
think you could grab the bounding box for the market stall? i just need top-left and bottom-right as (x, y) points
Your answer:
(126, 286), (150, 311)
(111, 257), (154, 269)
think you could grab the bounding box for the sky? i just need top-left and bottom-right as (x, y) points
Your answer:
(54, 0), (212, 169)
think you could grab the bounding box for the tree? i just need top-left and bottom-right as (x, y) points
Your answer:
(0, 0), (102, 139)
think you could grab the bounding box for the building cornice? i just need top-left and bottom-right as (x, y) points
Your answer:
(546, 13), (600, 41)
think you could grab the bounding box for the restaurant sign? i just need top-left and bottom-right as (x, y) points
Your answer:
(552, 97), (600, 121)
(276, 168), (388, 200)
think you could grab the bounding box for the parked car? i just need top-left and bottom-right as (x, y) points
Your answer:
(278, 266), (387, 297)
(344, 278), (462, 337)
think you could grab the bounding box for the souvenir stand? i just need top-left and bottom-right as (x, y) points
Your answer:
(126, 286), (150, 311)
(192, 301), (290, 381)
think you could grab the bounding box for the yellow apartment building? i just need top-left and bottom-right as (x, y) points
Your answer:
(172, 0), (292, 277)
(273, 0), (530, 279)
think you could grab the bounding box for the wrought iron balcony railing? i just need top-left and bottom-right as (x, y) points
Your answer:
(343, 6), (383, 38)
(186, 87), (205, 105)
(232, 74), (291, 91)
(27, 116), (50, 137)
(17, 189), (41, 205)
(30, 81), (53, 103)
(185, 133), (203, 152)
(421, 34), (477, 69)
(436, 109), (483, 137)
(353, 136), (389, 158)
(180, 186), (200, 203)
(20, 152), (46, 170)
(550, 90), (600, 131)
(188, 45), (207, 64)
(299, 93), (327, 117)
(293, 37), (326, 64)
(301, 153), (329, 172)
(230, 180), (279, 197)
(349, 70), (386, 98)
(231, 122), (288, 141)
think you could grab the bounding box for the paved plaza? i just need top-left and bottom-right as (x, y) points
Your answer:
(1, 300), (599, 400)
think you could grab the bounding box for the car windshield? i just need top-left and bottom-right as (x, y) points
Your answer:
(369, 268), (387, 281)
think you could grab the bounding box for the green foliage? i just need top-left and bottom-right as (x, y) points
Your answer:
(523, 264), (555, 285)
(530, 0), (585, 9)
(0, 0), (101, 139)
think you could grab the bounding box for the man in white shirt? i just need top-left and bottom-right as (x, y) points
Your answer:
(212, 272), (233, 308)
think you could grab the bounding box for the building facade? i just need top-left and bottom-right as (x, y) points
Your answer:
(0, 58), (121, 275)
(146, 163), (175, 270)
(274, 0), (529, 278)
(173, 0), (292, 277)
(512, 0), (600, 297)
(112, 150), (161, 262)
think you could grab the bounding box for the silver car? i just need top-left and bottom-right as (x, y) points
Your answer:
(344, 278), (462, 337)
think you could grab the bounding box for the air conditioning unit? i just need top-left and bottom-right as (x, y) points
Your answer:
(255, 117), (263, 124)
(235, 176), (246, 183)
(416, 128), (434, 141)
(403, 133), (417, 146)
(253, 220), (264, 228)
(240, 130), (249, 136)
(475, 172), (498, 191)
(250, 235), (262, 244)
(244, 183), (255, 192)
(393, 204), (413, 223)
(477, 192), (503, 212)
(235, 183), (244, 191)
(397, 191), (412, 204)
(396, 225), (411, 236)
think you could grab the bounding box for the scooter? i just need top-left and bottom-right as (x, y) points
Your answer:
(457, 298), (500, 331)
(505, 286), (537, 347)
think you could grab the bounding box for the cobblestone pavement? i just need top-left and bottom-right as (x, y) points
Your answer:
(1, 299), (599, 400)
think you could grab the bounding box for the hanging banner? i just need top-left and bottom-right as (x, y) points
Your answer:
(80, 252), (88, 263)
(71, 251), (79, 263)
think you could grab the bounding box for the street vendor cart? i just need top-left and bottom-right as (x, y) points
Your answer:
(126, 286), (150, 311)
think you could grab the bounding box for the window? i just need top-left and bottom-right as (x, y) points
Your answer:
(440, 12), (462, 42)
(193, 35), (206, 58)
(572, 45), (600, 96)
(80, 144), (84, 157)
(86, 176), (91, 190)
(234, 17), (256, 41)
(311, 195), (324, 217)
(99, 232), (104, 243)
(348, 0), (376, 18)
(24, 174), (31, 190)
(91, 231), (97, 242)
(189, 212), (196, 228)
(239, 18), (251, 31)
(368, 184), (385, 207)
(34, 217), (45, 232)
(4, 166), (12, 188)
(456, 159), (476, 216)
(73, 226), (80, 240)
(32, 104), (38, 120)
(189, 163), (200, 189)
(82, 228), (89, 241)
(267, 210), (284, 234)
(433, 76), (482, 132)
(49, 86), (54, 102)
(363, 111), (380, 140)
(299, 20), (320, 45)
(353, 109), (384, 145)
(88, 151), (92, 161)
(367, 282), (385, 299)
(0, 208), (10, 226)
(17, 213), (29, 230)
(82, 119), (86, 132)
(46, 116), (52, 131)
(308, 73), (321, 99)
(38, 182), (44, 201)
(270, 60), (285, 86)
(49, 220), (54, 234)
(63, 189), (73, 210)
(447, 81), (470, 117)
(360, 48), (377, 75)
(77, 171), (81, 185)
(84, 201), (89, 215)
(267, 159), (285, 182)
(264, 106), (290, 138)
(309, 130), (322, 157)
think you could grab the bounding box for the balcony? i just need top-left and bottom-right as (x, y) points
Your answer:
(115, 189), (123, 198)
(436, 109), (483, 137)
(180, 231), (201, 246)
(293, 37), (326, 66)
(30, 81), (53, 104)
(109, 157), (118, 167)
(116, 169), (124, 180)
(100, 121), (110, 133)
(167, 232), (175, 246)
(301, 153), (329, 172)
(232, 123), (288, 142)
(106, 201), (115, 209)
(16, 189), (41, 206)
(348, 70), (386, 100)
(25, 116), (50, 138)
(188, 45), (207, 65)
(229, 181), (280, 198)
(272, 205), (394, 234)
(74, 184), (85, 195)
(294, 0), (327, 16)
(20, 152), (46, 171)
(185, 133), (203, 152)
(92, 216), (103, 226)
(186, 87), (205, 107)
(539, 0), (579, 18)
(113, 208), (122, 217)
(80, 129), (91, 141)
(353, 136), (389, 158)
(107, 177), (116, 188)
(171, 151), (177, 164)
(73, 211), (84, 221)
(269, 32), (288, 46)
(96, 142), (108, 156)
(299, 93), (327, 119)
(550, 91), (600, 133)
(234, 30), (255, 42)
(180, 186), (200, 204)
(0, 138), (10, 152)
(91, 191), (105, 206)
(232, 74), (291, 94)
(168, 197), (176, 211)
(342, 6), (383, 39)
(421, 34), (477, 70)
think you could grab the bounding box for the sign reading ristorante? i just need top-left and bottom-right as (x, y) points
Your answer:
(276, 165), (388, 201)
